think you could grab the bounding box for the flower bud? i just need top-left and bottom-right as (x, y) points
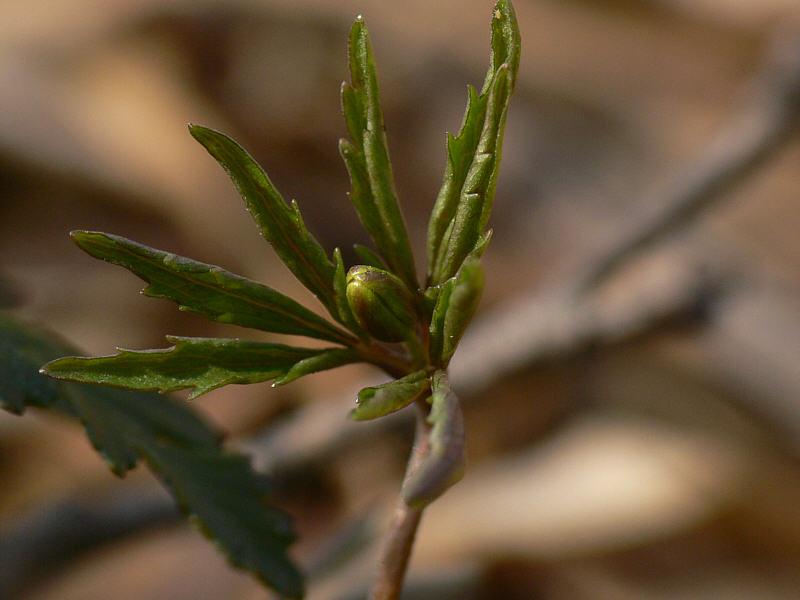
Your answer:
(346, 265), (417, 343)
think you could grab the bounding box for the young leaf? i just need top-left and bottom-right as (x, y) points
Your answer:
(427, 0), (519, 284)
(189, 125), (339, 315)
(402, 370), (465, 507)
(273, 347), (360, 387)
(429, 257), (485, 366)
(43, 337), (358, 399)
(427, 279), (454, 367)
(1, 315), (303, 596)
(340, 17), (418, 289)
(72, 231), (354, 345)
(428, 231), (490, 363)
(350, 370), (430, 421)
(332, 247), (366, 337)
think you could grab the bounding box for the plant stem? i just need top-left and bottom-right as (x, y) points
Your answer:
(369, 401), (432, 600)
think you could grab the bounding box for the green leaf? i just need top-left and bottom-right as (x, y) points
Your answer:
(402, 370), (465, 507)
(427, 279), (454, 368)
(189, 124), (339, 316)
(340, 17), (418, 289)
(332, 247), (365, 337)
(429, 256), (485, 366)
(427, 0), (519, 284)
(273, 347), (360, 387)
(1, 315), (304, 595)
(62, 382), (219, 475)
(0, 317), (219, 473)
(43, 336), (355, 400)
(72, 231), (353, 345)
(142, 443), (303, 598)
(350, 370), (430, 421)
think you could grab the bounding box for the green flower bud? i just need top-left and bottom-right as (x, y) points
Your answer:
(346, 265), (417, 343)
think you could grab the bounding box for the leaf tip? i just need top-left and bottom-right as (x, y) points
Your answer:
(69, 229), (101, 249)
(39, 358), (67, 380)
(187, 123), (214, 145)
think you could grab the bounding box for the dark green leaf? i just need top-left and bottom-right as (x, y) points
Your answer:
(2, 315), (304, 595)
(350, 370), (429, 421)
(427, 0), (519, 284)
(0, 316), (70, 414)
(43, 336), (352, 399)
(72, 231), (353, 345)
(189, 124), (338, 316)
(402, 370), (465, 507)
(62, 383), (219, 475)
(143, 442), (303, 598)
(340, 17), (417, 288)
(1, 317), (219, 473)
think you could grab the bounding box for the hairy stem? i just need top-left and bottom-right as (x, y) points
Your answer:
(369, 401), (432, 600)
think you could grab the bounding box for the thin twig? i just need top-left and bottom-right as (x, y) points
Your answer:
(570, 29), (800, 295)
(368, 403), (431, 600)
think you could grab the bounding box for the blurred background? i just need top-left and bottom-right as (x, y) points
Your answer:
(2, 0), (800, 598)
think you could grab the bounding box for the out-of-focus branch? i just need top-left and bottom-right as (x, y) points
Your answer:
(570, 30), (800, 295)
(0, 486), (177, 598)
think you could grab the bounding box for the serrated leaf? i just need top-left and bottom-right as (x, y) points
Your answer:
(189, 125), (339, 316)
(62, 382), (220, 475)
(0, 316), (219, 472)
(0, 316), (70, 414)
(2, 315), (304, 595)
(350, 370), (430, 421)
(142, 442), (303, 598)
(402, 370), (465, 507)
(43, 336), (355, 400)
(428, 0), (519, 284)
(72, 231), (353, 345)
(340, 17), (417, 288)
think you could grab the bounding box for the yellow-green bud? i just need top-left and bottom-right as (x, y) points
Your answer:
(345, 265), (417, 343)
